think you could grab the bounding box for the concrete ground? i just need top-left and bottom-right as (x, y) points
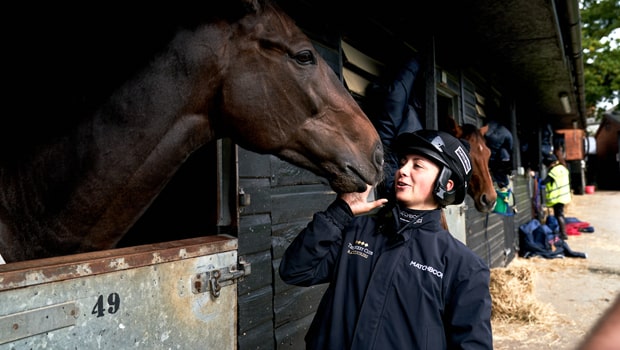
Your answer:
(493, 190), (620, 350)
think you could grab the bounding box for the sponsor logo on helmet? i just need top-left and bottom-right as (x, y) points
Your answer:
(454, 145), (472, 175)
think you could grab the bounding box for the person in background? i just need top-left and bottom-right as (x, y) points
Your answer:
(279, 130), (493, 349)
(541, 154), (571, 240)
(483, 119), (513, 188)
(367, 57), (423, 197)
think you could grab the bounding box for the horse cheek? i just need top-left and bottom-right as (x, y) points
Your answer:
(221, 73), (284, 152)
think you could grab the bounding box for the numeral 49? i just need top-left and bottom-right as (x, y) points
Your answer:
(92, 293), (121, 318)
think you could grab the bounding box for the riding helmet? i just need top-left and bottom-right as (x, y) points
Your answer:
(394, 130), (473, 206)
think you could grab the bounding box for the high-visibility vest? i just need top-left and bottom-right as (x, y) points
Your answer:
(545, 164), (571, 206)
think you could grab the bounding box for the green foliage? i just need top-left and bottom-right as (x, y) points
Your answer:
(581, 0), (620, 117)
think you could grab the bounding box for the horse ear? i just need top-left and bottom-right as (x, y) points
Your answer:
(452, 121), (463, 138)
(443, 115), (460, 137)
(218, 0), (261, 20)
(480, 124), (489, 136)
(240, 0), (262, 13)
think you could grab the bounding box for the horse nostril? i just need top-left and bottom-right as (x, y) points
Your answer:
(374, 143), (384, 167)
(371, 143), (385, 184)
(485, 195), (497, 208)
(481, 194), (493, 207)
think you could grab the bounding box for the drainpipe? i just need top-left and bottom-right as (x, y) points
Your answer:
(565, 0), (587, 127)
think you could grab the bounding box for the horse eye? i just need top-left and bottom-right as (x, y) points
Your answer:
(292, 50), (316, 65)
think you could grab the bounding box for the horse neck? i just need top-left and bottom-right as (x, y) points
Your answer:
(1, 24), (226, 251)
(82, 28), (224, 193)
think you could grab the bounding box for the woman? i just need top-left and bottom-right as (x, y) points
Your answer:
(279, 130), (493, 349)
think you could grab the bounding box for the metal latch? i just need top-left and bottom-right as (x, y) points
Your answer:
(239, 188), (251, 206)
(191, 259), (251, 298)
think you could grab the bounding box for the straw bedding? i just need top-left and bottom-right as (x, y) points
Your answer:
(490, 257), (566, 344)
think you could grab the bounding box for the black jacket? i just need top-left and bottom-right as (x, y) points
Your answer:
(279, 199), (492, 350)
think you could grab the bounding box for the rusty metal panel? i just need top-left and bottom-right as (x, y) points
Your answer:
(0, 236), (242, 349)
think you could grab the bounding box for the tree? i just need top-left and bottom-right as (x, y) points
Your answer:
(581, 0), (620, 118)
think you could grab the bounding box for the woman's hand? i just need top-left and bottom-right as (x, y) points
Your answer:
(339, 185), (388, 216)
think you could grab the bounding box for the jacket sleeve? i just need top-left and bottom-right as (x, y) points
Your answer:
(278, 198), (355, 287)
(540, 172), (555, 186)
(374, 58), (422, 149)
(446, 259), (493, 349)
(373, 58), (423, 195)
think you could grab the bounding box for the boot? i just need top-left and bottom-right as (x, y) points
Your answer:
(558, 216), (568, 240)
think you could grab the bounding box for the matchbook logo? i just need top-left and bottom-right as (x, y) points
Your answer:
(410, 260), (443, 279)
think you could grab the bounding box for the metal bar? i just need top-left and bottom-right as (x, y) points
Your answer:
(0, 235), (237, 291)
(0, 302), (79, 345)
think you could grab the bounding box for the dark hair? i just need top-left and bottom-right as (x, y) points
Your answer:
(543, 154), (558, 166)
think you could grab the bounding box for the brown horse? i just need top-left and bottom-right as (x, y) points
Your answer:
(439, 117), (497, 213)
(457, 124), (497, 212)
(0, 0), (383, 262)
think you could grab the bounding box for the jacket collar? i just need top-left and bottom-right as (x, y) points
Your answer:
(386, 205), (444, 240)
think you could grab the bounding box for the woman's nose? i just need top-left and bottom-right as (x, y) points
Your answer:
(398, 163), (411, 176)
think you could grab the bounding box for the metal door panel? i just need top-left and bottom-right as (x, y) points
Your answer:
(443, 203), (467, 244)
(0, 236), (243, 349)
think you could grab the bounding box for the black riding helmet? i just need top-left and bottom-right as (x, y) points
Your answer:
(394, 130), (473, 206)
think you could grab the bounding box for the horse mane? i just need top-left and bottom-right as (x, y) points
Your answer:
(458, 123), (479, 137)
(458, 123), (485, 146)
(1, 1), (274, 163)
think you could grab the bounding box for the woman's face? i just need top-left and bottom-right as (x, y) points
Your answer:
(394, 154), (447, 210)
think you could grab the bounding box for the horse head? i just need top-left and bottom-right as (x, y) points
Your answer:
(216, 0), (384, 192)
(0, 1), (385, 262)
(456, 124), (497, 212)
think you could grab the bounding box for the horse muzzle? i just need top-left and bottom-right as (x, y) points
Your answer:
(331, 140), (384, 193)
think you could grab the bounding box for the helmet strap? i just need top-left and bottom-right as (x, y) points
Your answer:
(434, 167), (453, 205)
